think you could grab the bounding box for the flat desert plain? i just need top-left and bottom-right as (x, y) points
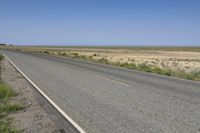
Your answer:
(15, 46), (200, 73)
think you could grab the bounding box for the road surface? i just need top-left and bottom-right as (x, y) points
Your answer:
(1, 49), (200, 133)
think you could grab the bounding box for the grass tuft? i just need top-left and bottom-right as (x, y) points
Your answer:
(96, 58), (109, 64)
(0, 82), (24, 133)
(0, 103), (25, 114)
(0, 54), (4, 61)
(0, 120), (20, 133)
(0, 83), (16, 100)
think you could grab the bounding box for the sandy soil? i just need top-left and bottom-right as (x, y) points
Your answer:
(1, 59), (59, 133)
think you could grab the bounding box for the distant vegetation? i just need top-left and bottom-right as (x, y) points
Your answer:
(0, 44), (14, 47)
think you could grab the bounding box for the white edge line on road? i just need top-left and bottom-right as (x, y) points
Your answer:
(96, 75), (130, 87)
(4, 54), (87, 133)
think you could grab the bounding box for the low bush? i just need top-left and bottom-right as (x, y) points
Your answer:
(137, 63), (152, 72)
(97, 58), (109, 64)
(0, 82), (24, 132)
(60, 52), (68, 56)
(0, 121), (19, 133)
(0, 103), (25, 114)
(0, 54), (4, 61)
(0, 83), (16, 100)
(70, 53), (80, 58)
(43, 50), (50, 54)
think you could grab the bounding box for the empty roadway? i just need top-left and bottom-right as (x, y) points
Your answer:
(1, 49), (200, 133)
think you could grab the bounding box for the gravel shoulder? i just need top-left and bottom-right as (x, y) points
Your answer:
(1, 58), (59, 133)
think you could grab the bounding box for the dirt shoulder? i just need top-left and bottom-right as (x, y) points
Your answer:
(1, 58), (59, 132)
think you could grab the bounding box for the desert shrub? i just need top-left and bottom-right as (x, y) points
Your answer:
(0, 121), (20, 133)
(119, 62), (130, 68)
(137, 63), (152, 72)
(0, 82), (24, 132)
(80, 55), (87, 59)
(114, 62), (121, 67)
(60, 52), (68, 56)
(97, 58), (109, 64)
(71, 53), (80, 58)
(43, 50), (50, 54)
(0, 83), (16, 100)
(162, 69), (172, 76)
(183, 70), (200, 80)
(0, 103), (25, 114)
(88, 56), (93, 59)
(0, 54), (4, 61)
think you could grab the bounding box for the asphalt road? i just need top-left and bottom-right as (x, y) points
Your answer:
(1, 49), (200, 133)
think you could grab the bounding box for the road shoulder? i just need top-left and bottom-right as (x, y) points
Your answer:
(1, 58), (59, 133)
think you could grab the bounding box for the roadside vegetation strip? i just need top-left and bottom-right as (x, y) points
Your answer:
(0, 54), (25, 133)
(50, 51), (200, 81)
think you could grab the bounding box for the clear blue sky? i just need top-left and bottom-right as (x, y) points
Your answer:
(0, 0), (200, 46)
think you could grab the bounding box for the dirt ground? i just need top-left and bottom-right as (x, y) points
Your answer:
(18, 47), (200, 73)
(1, 59), (59, 133)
